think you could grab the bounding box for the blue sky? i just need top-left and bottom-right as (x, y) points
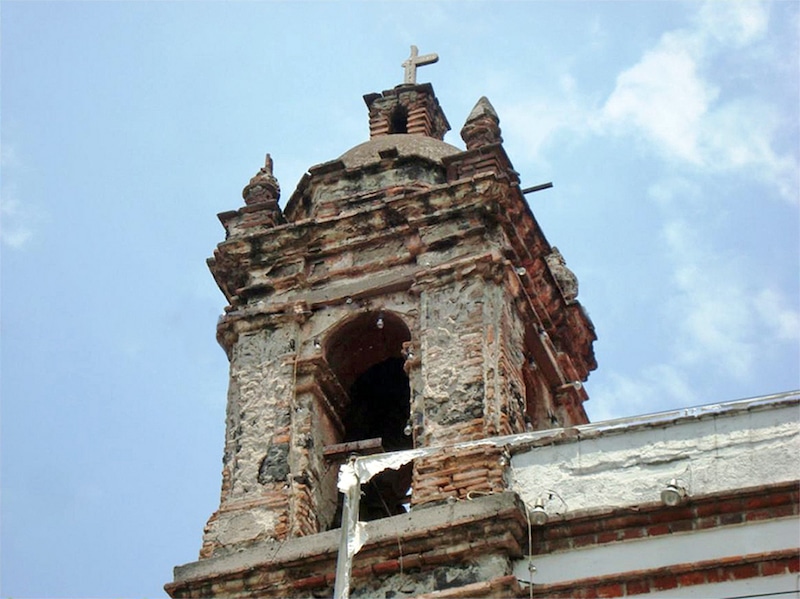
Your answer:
(1, 1), (798, 597)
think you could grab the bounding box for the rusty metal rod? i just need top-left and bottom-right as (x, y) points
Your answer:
(521, 182), (553, 195)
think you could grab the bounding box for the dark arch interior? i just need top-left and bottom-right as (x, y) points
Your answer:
(343, 356), (413, 520)
(389, 106), (408, 134)
(325, 312), (413, 524)
(325, 311), (410, 392)
(343, 357), (412, 452)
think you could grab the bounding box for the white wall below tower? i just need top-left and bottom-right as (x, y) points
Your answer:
(510, 393), (799, 514)
(507, 391), (799, 597)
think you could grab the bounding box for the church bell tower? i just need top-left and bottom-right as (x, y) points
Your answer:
(167, 47), (596, 598)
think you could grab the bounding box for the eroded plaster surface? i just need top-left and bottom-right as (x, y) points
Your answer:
(511, 401), (800, 514)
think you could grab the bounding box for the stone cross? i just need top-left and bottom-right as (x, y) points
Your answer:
(402, 45), (439, 84)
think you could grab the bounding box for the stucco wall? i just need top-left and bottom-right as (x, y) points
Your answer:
(508, 394), (799, 597)
(510, 398), (799, 515)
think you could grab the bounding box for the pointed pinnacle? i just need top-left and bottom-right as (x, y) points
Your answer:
(465, 96), (499, 124)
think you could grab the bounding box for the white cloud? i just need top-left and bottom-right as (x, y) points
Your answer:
(0, 193), (34, 250)
(700, 99), (797, 199)
(1, 227), (33, 250)
(500, 0), (796, 202)
(492, 1), (797, 420)
(502, 76), (586, 166)
(695, 0), (769, 46)
(601, 31), (714, 165)
(590, 174), (799, 420)
(598, 0), (797, 202)
(754, 288), (800, 342)
(655, 179), (798, 381)
(1, 144), (44, 250)
(657, 189), (742, 373)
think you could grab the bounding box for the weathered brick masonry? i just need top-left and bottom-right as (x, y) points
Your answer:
(188, 80), (597, 566)
(167, 66), (799, 599)
(169, 492), (530, 598)
(167, 75), (598, 598)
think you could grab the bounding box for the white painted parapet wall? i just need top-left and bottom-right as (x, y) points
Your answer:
(508, 390), (799, 597)
(510, 391), (800, 515)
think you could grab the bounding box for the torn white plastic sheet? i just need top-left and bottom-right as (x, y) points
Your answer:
(334, 462), (359, 599)
(353, 448), (427, 483)
(337, 460), (359, 494)
(333, 449), (426, 599)
(349, 522), (368, 557)
(337, 461), (370, 557)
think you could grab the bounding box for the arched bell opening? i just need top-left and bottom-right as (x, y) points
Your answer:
(324, 311), (413, 523)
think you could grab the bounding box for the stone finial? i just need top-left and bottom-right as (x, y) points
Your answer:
(461, 96), (503, 150)
(546, 247), (579, 302)
(242, 154), (281, 206)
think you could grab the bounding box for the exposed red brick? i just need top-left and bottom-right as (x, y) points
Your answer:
(596, 531), (619, 544)
(399, 553), (422, 571)
(693, 502), (722, 518)
(572, 534), (596, 548)
(788, 555), (800, 573)
(677, 570), (706, 586)
(596, 582), (624, 597)
(420, 550), (459, 567)
(719, 512), (744, 525)
(704, 567), (727, 584)
(557, 519), (600, 537)
(717, 499), (744, 514)
(669, 519), (694, 533)
(759, 560), (787, 576)
(772, 503), (797, 517)
(350, 566), (372, 579)
(745, 507), (776, 522)
(744, 492), (792, 510)
(452, 468), (489, 482)
(558, 587), (599, 599)
(372, 559), (401, 575)
(695, 515), (718, 529)
(731, 563), (760, 580)
(646, 523), (670, 536)
(291, 574), (326, 590)
(545, 537), (572, 552)
(649, 505), (692, 524)
(652, 574), (679, 591)
(605, 513), (649, 530)
(621, 527), (645, 540)
(624, 579), (650, 595)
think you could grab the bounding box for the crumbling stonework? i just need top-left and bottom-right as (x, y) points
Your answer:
(167, 56), (800, 599)
(167, 492), (528, 599)
(168, 80), (597, 597)
(545, 247), (578, 303)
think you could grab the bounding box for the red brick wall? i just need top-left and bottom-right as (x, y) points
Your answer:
(526, 481), (799, 598)
(533, 549), (799, 598)
(532, 482), (798, 555)
(412, 444), (507, 507)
